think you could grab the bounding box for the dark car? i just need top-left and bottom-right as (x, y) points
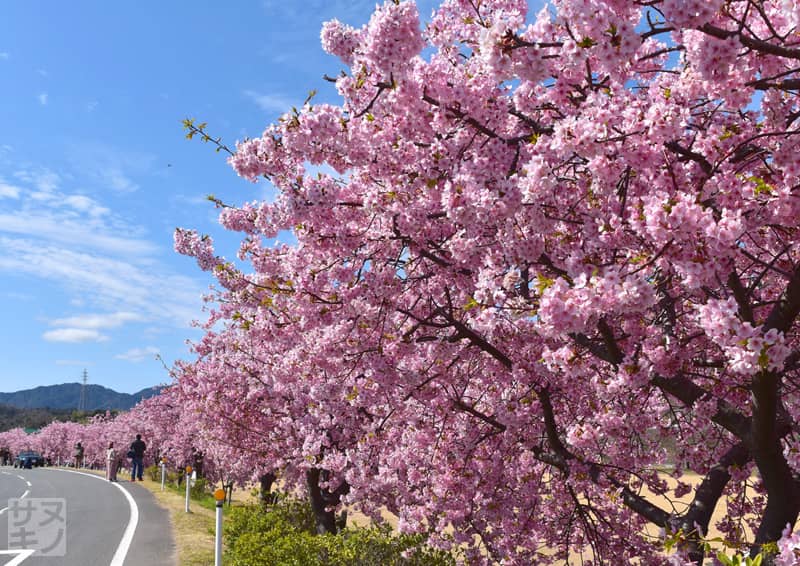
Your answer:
(13, 451), (44, 468)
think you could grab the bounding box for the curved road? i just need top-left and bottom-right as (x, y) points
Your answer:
(0, 468), (174, 565)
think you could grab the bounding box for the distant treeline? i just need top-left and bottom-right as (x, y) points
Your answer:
(0, 404), (116, 432)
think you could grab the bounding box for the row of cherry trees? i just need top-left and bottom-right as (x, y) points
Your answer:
(171, 0), (800, 563)
(6, 0), (800, 563)
(0, 387), (215, 478)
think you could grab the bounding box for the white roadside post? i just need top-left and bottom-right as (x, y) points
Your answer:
(185, 465), (193, 513)
(214, 488), (225, 566)
(160, 457), (167, 491)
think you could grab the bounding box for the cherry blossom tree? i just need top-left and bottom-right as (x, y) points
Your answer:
(174, 0), (800, 563)
(0, 427), (37, 459)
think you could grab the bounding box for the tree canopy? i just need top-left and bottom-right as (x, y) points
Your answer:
(170, 1), (800, 563)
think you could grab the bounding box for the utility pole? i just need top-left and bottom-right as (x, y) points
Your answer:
(79, 369), (88, 412)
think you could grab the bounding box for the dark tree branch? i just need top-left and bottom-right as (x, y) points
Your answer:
(677, 442), (751, 563)
(728, 270), (754, 324)
(652, 375), (751, 440)
(700, 23), (800, 61)
(763, 263), (800, 333)
(664, 141), (713, 175)
(453, 399), (507, 432)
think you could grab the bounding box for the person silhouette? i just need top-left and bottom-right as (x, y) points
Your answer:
(129, 434), (146, 481)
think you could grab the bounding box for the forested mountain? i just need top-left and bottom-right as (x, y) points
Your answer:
(0, 404), (93, 432)
(0, 383), (162, 411)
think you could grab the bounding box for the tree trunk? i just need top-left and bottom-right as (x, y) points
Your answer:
(751, 371), (800, 560)
(306, 468), (338, 535)
(259, 472), (277, 506)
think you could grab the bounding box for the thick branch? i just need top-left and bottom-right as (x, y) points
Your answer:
(678, 442), (751, 563)
(651, 375), (751, 440)
(453, 399), (507, 432)
(444, 314), (513, 369)
(700, 24), (800, 61)
(763, 263), (800, 333)
(664, 141), (713, 175)
(728, 270), (754, 324)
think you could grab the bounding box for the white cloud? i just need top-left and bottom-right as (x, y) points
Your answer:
(115, 346), (160, 362)
(2, 290), (33, 301)
(0, 182), (21, 199)
(43, 328), (108, 343)
(260, 0), (378, 24)
(243, 89), (296, 114)
(38, 92), (48, 106)
(86, 100), (98, 112)
(14, 168), (60, 193)
(0, 236), (204, 327)
(63, 194), (109, 217)
(36, 69), (48, 77)
(55, 360), (94, 366)
(0, 52), (8, 60)
(51, 311), (143, 330)
(104, 168), (138, 192)
(65, 142), (156, 194)
(0, 213), (156, 256)
(0, 155), (206, 337)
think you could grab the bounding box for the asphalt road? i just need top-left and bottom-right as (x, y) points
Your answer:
(0, 467), (174, 565)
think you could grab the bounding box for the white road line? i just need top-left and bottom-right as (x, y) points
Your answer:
(16, 475), (24, 480)
(49, 469), (139, 566)
(0, 549), (36, 565)
(0, 473), (32, 514)
(108, 481), (139, 566)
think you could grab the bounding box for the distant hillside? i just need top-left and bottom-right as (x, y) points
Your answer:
(0, 383), (163, 411)
(0, 404), (87, 432)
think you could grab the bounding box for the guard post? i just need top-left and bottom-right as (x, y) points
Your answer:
(214, 488), (225, 565)
(185, 465), (193, 513)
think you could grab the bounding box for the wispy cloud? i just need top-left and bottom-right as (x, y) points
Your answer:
(0, 182), (21, 199)
(55, 360), (95, 366)
(14, 168), (60, 193)
(43, 328), (109, 343)
(63, 194), (110, 217)
(260, 0), (378, 24)
(0, 155), (206, 348)
(0, 52), (8, 60)
(243, 89), (296, 114)
(65, 142), (156, 194)
(0, 213), (156, 256)
(37, 92), (48, 106)
(116, 346), (160, 362)
(51, 311), (143, 330)
(0, 236), (204, 326)
(86, 100), (98, 112)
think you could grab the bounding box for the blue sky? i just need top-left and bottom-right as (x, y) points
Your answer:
(0, 0), (436, 395)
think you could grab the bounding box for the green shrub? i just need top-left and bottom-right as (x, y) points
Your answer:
(145, 464), (160, 482)
(190, 477), (209, 498)
(145, 463), (188, 487)
(225, 496), (455, 566)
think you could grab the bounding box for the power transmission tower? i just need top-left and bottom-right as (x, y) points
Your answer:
(79, 369), (88, 412)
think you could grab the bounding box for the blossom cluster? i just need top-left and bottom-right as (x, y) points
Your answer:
(173, 0), (800, 562)
(696, 298), (791, 376)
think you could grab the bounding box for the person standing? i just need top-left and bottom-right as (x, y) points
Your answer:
(106, 442), (118, 481)
(73, 442), (84, 468)
(129, 434), (146, 481)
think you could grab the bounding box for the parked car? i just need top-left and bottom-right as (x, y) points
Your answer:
(13, 451), (44, 468)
